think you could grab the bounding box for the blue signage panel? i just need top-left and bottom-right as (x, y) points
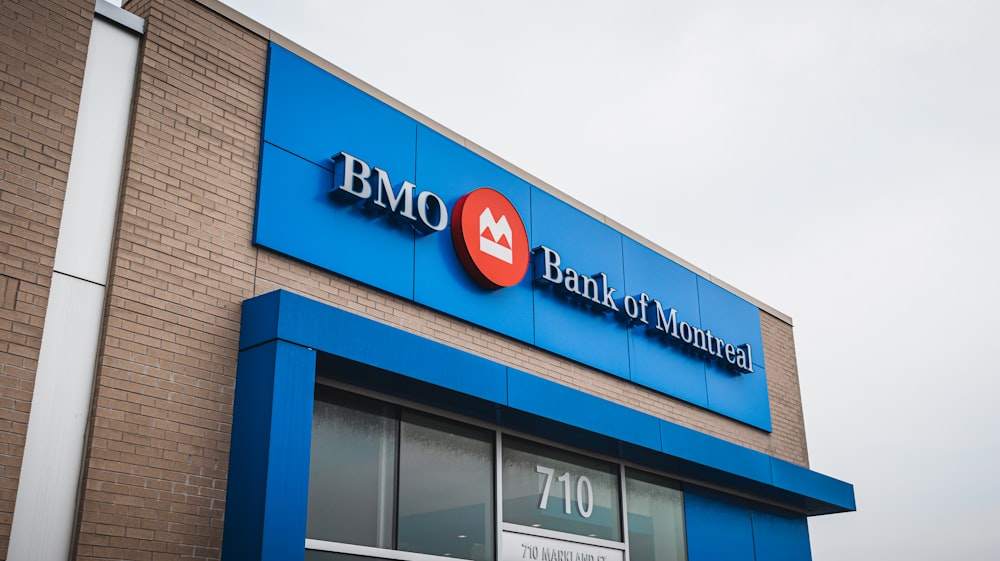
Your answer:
(622, 238), (708, 408)
(254, 42), (773, 430)
(529, 188), (629, 377)
(261, 44), (417, 176)
(256, 143), (417, 297)
(257, 44), (420, 298)
(698, 278), (771, 430)
(412, 125), (535, 341)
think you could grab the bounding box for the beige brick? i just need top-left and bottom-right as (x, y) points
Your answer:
(0, 0), (93, 554)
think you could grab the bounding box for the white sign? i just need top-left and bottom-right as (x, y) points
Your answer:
(502, 532), (624, 561)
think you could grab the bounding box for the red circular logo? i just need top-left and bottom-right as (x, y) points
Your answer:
(451, 188), (529, 289)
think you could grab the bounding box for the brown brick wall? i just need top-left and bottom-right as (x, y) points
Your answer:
(52, 1), (812, 560)
(75, 0), (266, 559)
(0, 0), (94, 555)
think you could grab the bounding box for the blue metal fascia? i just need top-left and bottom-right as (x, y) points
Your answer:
(237, 289), (855, 516)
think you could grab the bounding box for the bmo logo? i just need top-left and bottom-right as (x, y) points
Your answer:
(451, 188), (530, 289)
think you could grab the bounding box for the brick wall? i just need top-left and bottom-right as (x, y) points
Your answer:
(75, 1), (265, 559)
(0, 0), (93, 556)
(761, 311), (809, 466)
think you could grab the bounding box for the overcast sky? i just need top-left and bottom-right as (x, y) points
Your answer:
(154, 1), (999, 558)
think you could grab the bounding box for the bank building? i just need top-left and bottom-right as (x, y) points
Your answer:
(0, 1), (855, 559)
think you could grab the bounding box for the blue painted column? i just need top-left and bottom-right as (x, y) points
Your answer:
(222, 339), (316, 561)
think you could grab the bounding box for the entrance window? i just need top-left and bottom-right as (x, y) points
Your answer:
(307, 387), (495, 561)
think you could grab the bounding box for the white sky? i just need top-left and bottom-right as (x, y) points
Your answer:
(136, 0), (1000, 558)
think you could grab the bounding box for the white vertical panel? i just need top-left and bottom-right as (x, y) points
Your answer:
(52, 14), (141, 285)
(9, 7), (142, 560)
(7, 273), (105, 560)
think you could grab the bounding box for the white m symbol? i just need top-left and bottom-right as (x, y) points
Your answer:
(479, 207), (513, 264)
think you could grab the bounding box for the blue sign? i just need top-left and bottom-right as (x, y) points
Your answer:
(254, 43), (771, 431)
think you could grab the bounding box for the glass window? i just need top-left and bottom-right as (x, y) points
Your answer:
(307, 389), (397, 547)
(502, 437), (621, 541)
(397, 411), (494, 561)
(625, 470), (686, 561)
(307, 388), (496, 561)
(307, 389), (690, 561)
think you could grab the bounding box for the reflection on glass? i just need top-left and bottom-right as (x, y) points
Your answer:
(397, 411), (494, 561)
(307, 390), (397, 547)
(625, 470), (686, 561)
(502, 437), (621, 541)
